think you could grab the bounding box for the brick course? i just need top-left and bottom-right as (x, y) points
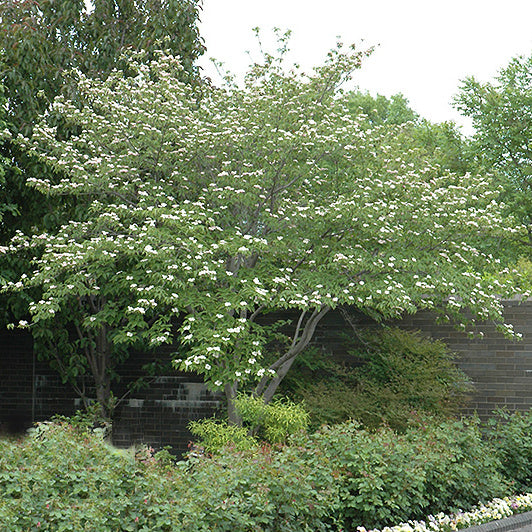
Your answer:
(0, 332), (221, 455)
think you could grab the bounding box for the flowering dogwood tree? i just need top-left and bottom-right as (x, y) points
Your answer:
(5, 39), (523, 422)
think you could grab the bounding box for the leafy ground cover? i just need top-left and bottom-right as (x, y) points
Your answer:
(2, 410), (532, 531)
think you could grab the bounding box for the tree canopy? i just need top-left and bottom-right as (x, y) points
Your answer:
(3, 37), (524, 422)
(455, 53), (532, 248)
(0, 0), (205, 327)
(0, 0), (205, 135)
(346, 91), (419, 126)
(347, 90), (476, 176)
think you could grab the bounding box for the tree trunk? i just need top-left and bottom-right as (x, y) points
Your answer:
(255, 305), (331, 403)
(261, 357), (298, 404)
(225, 382), (242, 426)
(95, 373), (112, 420)
(92, 368), (112, 441)
(88, 322), (114, 436)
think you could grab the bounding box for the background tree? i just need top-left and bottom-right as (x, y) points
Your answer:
(0, 0), (205, 322)
(0, 0), (204, 136)
(5, 37), (523, 424)
(347, 90), (476, 175)
(455, 54), (532, 252)
(346, 91), (419, 125)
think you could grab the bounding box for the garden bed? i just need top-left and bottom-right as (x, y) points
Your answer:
(2, 411), (532, 531)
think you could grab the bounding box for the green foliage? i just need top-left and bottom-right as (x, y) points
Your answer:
(50, 403), (108, 431)
(347, 91), (419, 125)
(188, 418), (258, 454)
(189, 396), (309, 452)
(235, 394), (310, 444)
(0, 83), (10, 209)
(291, 380), (357, 429)
(0, 418), (340, 531)
(4, 413), (531, 531)
(0, 0), (204, 136)
(350, 328), (474, 429)
(404, 418), (508, 515)
(0, 0), (205, 411)
(280, 344), (351, 390)
(499, 258), (532, 295)
(455, 53), (532, 185)
(292, 327), (473, 430)
(308, 418), (508, 529)
(455, 53), (532, 253)
(0, 420), (142, 529)
(180, 444), (341, 532)
(0, 0), (204, 245)
(277, 345), (361, 428)
(347, 91), (476, 175)
(409, 119), (478, 175)
(485, 409), (532, 493)
(5, 32), (524, 422)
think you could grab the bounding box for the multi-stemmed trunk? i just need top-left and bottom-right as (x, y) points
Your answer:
(225, 305), (331, 425)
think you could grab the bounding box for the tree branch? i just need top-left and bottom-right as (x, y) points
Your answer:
(254, 304), (330, 399)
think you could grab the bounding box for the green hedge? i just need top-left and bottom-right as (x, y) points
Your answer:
(485, 409), (532, 493)
(0, 420), (340, 531)
(303, 418), (508, 529)
(0, 414), (526, 531)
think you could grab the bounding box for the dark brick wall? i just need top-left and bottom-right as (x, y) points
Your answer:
(0, 331), (78, 432)
(2, 301), (532, 453)
(280, 303), (532, 420)
(0, 330), (35, 432)
(388, 300), (532, 419)
(0, 332), (221, 456)
(111, 376), (222, 453)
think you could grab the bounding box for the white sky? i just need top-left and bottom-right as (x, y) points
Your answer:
(196, 0), (532, 134)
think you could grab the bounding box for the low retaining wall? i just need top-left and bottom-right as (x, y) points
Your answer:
(460, 510), (532, 532)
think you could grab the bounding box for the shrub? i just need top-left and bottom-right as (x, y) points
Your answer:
(295, 327), (473, 431)
(183, 444), (341, 531)
(0, 420), (158, 530)
(1, 413), (522, 531)
(0, 419), (340, 531)
(406, 417), (509, 515)
(189, 395), (310, 453)
(188, 417), (258, 454)
(304, 418), (509, 529)
(485, 409), (532, 492)
(234, 394), (310, 444)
